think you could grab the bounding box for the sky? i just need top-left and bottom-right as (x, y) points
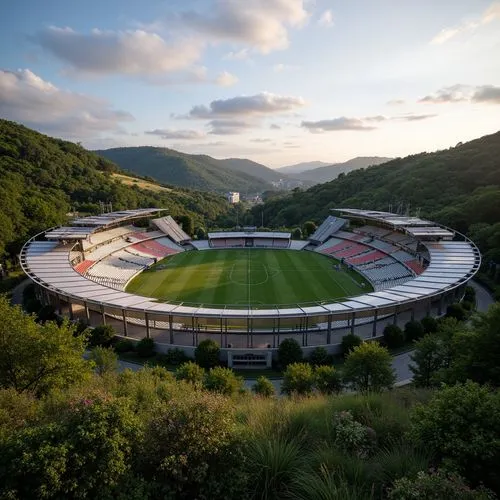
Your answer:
(1, 0), (499, 167)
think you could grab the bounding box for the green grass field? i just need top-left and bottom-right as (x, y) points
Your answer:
(126, 249), (372, 307)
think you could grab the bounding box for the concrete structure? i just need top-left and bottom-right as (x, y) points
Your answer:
(226, 192), (240, 204)
(20, 209), (481, 363)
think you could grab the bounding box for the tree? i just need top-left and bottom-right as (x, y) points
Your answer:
(88, 324), (115, 347)
(175, 361), (205, 386)
(383, 324), (405, 348)
(252, 376), (275, 397)
(292, 227), (302, 240)
(314, 365), (342, 394)
(278, 338), (303, 368)
(282, 363), (315, 396)
(136, 337), (155, 358)
(0, 396), (140, 499)
(302, 221), (317, 238)
(341, 334), (362, 357)
(446, 303), (468, 321)
(309, 346), (330, 366)
(90, 347), (118, 376)
(0, 298), (90, 395)
(343, 342), (396, 392)
(411, 381), (500, 491)
(178, 215), (194, 236)
(410, 334), (448, 387)
(195, 226), (206, 240)
(194, 339), (220, 369)
(421, 316), (438, 334)
(204, 367), (243, 396)
(404, 320), (425, 342)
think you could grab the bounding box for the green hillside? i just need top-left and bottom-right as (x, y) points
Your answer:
(0, 120), (231, 258)
(294, 156), (393, 184)
(95, 146), (273, 193)
(217, 157), (284, 182)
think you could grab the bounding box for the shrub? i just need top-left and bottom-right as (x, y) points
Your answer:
(175, 361), (205, 386)
(204, 367), (244, 396)
(314, 365), (342, 395)
(278, 338), (303, 368)
(195, 339), (220, 369)
(252, 376), (275, 397)
(89, 347), (118, 376)
(330, 411), (373, 458)
(341, 334), (362, 358)
(309, 346), (330, 366)
(343, 342), (396, 392)
(388, 470), (493, 499)
(421, 316), (438, 334)
(410, 381), (500, 491)
(446, 303), (468, 321)
(463, 285), (476, 305)
(404, 320), (425, 342)
(282, 363), (315, 396)
(383, 324), (405, 348)
(135, 337), (155, 358)
(88, 324), (115, 347)
(114, 339), (135, 353)
(163, 348), (189, 366)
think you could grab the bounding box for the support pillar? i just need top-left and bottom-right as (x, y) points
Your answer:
(122, 309), (128, 337)
(393, 305), (398, 326)
(372, 310), (378, 337)
(145, 313), (150, 339)
(350, 312), (355, 334)
(68, 301), (74, 321)
(327, 315), (332, 344)
(410, 307), (415, 322)
(84, 301), (90, 323)
(101, 304), (106, 325)
(169, 315), (174, 344)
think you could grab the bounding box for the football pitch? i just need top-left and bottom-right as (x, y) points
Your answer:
(126, 249), (372, 307)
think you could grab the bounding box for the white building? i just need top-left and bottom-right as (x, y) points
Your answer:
(226, 191), (240, 204)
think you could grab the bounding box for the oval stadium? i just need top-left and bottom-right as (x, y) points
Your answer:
(21, 208), (481, 369)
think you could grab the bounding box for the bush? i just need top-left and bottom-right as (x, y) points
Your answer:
(175, 361), (205, 386)
(282, 363), (315, 396)
(421, 316), (438, 334)
(388, 470), (493, 499)
(195, 339), (220, 369)
(464, 286), (476, 305)
(162, 348), (189, 366)
(446, 303), (468, 321)
(204, 367), (243, 396)
(341, 334), (362, 358)
(252, 376), (275, 397)
(330, 410), (374, 458)
(135, 337), (155, 358)
(88, 324), (115, 347)
(314, 365), (342, 395)
(383, 324), (405, 348)
(114, 339), (135, 353)
(89, 347), (118, 376)
(278, 338), (303, 368)
(411, 381), (500, 491)
(404, 320), (425, 342)
(309, 346), (330, 366)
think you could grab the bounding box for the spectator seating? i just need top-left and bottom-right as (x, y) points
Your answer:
(406, 260), (425, 274)
(272, 239), (289, 248)
(74, 259), (95, 274)
(309, 216), (346, 243)
(152, 216), (191, 243)
(346, 250), (386, 265)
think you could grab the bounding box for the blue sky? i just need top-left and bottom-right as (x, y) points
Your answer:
(1, 0), (499, 167)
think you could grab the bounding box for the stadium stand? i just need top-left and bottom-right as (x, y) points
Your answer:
(74, 259), (94, 274)
(152, 216), (191, 243)
(347, 250), (386, 265)
(190, 240), (211, 250)
(289, 240), (309, 250)
(309, 216), (346, 243)
(406, 260), (425, 274)
(272, 239), (290, 248)
(85, 256), (144, 290)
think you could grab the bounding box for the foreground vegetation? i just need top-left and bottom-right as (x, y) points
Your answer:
(0, 297), (499, 499)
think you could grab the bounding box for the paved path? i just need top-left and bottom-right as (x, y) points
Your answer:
(10, 278), (31, 306)
(470, 280), (494, 312)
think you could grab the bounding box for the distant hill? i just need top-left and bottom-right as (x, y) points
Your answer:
(95, 147), (274, 193)
(277, 161), (331, 175)
(217, 158), (284, 183)
(294, 157), (393, 184)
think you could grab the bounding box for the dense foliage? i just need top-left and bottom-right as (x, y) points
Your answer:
(0, 120), (230, 258)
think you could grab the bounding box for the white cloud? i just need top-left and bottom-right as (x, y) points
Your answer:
(472, 85), (500, 103)
(430, 1), (500, 44)
(273, 63), (301, 72)
(36, 26), (202, 75)
(207, 119), (254, 135)
(186, 92), (306, 118)
(223, 48), (250, 60)
(318, 10), (334, 27)
(387, 98), (406, 106)
(215, 71), (239, 86)
(180, 0), (309, 53)
(302, 117), (376, 132)
(0, 68), (133, 138)
(418, 84), (500, 105)
(145, 128), (206, 140)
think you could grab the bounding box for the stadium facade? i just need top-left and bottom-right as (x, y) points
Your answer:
(21, 209), (480, 368)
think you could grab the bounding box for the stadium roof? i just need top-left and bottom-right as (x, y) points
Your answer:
(45, 208), (164, 241)
(208, 231), (291, 239)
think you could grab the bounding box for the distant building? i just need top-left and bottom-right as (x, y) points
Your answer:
(226, 191), (240, 204)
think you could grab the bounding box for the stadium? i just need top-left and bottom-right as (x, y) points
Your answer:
(21, 209), (481, 368)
